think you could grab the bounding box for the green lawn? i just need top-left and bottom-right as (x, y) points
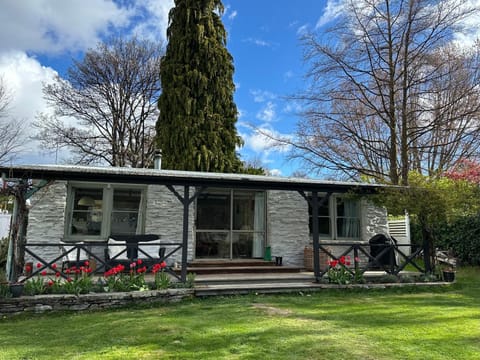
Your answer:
(1, 267), (479, 360)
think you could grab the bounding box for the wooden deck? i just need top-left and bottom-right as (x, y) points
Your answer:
(187, 260), (431, 296)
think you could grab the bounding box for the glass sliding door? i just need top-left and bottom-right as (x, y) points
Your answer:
(195, 190), (231, 258)
(195, 189), (266, 259)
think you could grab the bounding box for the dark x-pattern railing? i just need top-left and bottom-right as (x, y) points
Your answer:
(23, 241), (183, 282)
(317, 243), (425, 278)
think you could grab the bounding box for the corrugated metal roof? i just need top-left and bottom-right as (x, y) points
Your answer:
(0, 164), (392, 193)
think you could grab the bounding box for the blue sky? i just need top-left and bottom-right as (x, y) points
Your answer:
(0, 1), (329, 176)
(2, 1), (479, 177)
(225, 0), (325, 176)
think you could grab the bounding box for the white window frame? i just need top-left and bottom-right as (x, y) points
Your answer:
(65, 182), (147, 241)
(310, 194), (362, 240)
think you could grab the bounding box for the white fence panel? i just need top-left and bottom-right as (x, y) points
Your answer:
(388, 215), (411, 256)
(0, 213), (11, 239)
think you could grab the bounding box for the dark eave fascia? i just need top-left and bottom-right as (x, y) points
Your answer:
(0, 164), (396, 194)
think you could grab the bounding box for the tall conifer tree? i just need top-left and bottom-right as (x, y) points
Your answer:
(156, 0), (243, 172)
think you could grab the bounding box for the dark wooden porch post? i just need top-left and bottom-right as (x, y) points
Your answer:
(299, 191), (332, 282)
(167, 185), (204, 283)
(311, 191), (320, 281)
(181, 186), (190, 282)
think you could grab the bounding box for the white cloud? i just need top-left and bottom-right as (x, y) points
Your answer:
(256, 101), (276, 122)
(250, 89), (276, 103)
(267, 169), (282, 177)
(0, 51), (57, 128)
(297, 24), (309, 35)
(0, 0), (175, 55)
(0, 51), (60, 164)
(243, 126), (291, 154)
(0, 0), (133, 54)
(283, 100), (303, 114)
(243, 38), (272, 47)
(130, 0), (174, 43)
(228, 10), (238, 20)
(316, 0), (346, 29)
(452, 0), (480, 47)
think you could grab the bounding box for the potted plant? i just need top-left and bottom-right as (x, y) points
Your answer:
(8, 281), (25, 297)
(7, 263), (33, 297)
(441, 265), (456, 282)
(436, 249), (456, 282)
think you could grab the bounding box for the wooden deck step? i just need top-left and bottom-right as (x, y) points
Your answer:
(188, 260), (276, 267)
(194, 271), (317, 296)
(182, 265), (303, 275)
(180, 259), (303, 275)
(195, 272), (314, 285)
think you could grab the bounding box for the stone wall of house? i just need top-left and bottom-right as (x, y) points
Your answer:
(25, 181), (68, 263)
(0, 289), (194, 317)
(361, 199), (389, 241)
(144, 185), (195, 264)
(267, 190), (310, 266)
(266, 195), (389, 268)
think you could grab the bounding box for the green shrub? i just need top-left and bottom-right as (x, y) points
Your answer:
(436, 215), (480, 266)
(0, 237), (8, 269)
(0, 282), (11, 298)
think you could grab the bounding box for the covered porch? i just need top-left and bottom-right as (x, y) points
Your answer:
(1, 164), (427, 285)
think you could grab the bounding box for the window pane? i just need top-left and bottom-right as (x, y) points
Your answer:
(71, 188), (103, 235)
(337, 218), (360, 238)
(233, 191), (265, 231)
(232, 232), (253, 258)
(195, 232), (230, 258)
(336, 198), (360, 238)
(111, 189), (141, 236)
(196, 191), (230, 230)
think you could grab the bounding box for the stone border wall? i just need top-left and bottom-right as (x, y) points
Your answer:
(0, 289), (194, 317)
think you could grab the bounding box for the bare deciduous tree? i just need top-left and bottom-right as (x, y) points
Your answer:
(279, 0), (479, 184)
(35, 36), (163, 168)
(0, 78), (24, 165)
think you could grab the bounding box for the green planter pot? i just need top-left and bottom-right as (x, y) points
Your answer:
(9, 283), (24, 298)
(442, 271), (455, 282)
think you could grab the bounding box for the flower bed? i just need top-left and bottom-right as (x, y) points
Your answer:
(1, 260), (195, 299)
(0, 260), (196, 317)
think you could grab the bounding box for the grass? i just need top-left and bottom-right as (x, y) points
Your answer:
(0, 267), (479, 360)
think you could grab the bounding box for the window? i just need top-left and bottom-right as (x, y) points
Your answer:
(309, 195), (360, 239)
(195, 189), (266, 259)
(66, 183), (145, 240)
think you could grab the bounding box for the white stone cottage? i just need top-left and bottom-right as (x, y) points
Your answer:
(7, 165), (390, 271)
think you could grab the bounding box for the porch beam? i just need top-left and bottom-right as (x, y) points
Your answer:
(298, 191), (331, 282)
(166, 185), (206, 282)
